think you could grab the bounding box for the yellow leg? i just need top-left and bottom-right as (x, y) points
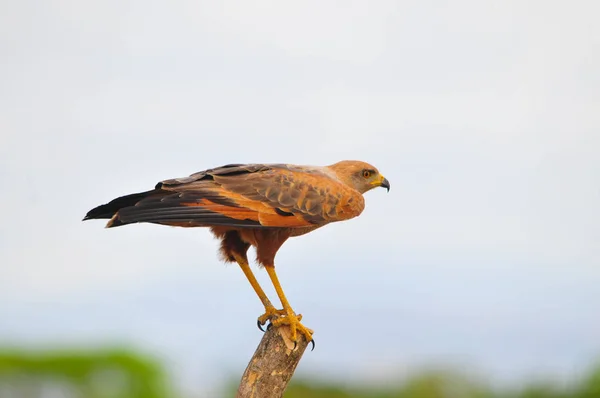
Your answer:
(233, 254), (285, 326)
(264, 265), (314, 343)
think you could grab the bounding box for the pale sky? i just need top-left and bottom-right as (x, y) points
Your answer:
(1, 0), (599, 395)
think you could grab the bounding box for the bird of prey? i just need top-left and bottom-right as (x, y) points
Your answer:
(84, 160), (390, 346)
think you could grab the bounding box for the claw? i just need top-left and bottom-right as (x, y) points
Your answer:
(292, 336), (315, 351)
(271, 310), (313, 349)
(257, 306), (286, 330)
(257, 305), (313, 349)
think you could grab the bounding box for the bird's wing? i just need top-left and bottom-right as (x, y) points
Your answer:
(107, 163), (364, 228)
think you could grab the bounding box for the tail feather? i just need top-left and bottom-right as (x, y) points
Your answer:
(83, 190), (163, 224)
(84, 187), (264, 229)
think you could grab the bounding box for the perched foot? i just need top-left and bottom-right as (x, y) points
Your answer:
(256, 305), (286, 332)
(271, 310), (315, 350)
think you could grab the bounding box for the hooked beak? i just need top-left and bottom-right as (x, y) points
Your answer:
(380, 176), (390, 192)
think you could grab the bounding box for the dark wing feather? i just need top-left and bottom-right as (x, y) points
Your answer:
(109, 192), (260, 228)
(83, 190), (159, 220)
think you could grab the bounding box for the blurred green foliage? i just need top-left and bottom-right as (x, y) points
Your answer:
(282, 366), (600, 398)
(0, 348), (172, 398)
(1, 347), (599, 398)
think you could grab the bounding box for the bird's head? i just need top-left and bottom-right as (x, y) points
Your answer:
(328, 160), (390, 194)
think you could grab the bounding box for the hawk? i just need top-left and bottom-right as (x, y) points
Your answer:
(84, 160), (390, 347)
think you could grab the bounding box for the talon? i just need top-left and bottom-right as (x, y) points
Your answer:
(256, 306), (286, 331)
(271, 310), (313, 347)
(310, 339), (315, 351)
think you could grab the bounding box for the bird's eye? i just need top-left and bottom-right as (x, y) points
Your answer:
(362, 170), (371, 178)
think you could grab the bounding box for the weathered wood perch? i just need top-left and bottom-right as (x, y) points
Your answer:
(236, 325), (310, 398)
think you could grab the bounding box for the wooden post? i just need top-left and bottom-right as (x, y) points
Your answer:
(236, 325), (310, 398)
